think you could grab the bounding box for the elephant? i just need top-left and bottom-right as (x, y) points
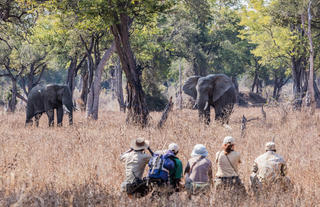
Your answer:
(183, 74), (237, 124)
(25, 84), (73, 127)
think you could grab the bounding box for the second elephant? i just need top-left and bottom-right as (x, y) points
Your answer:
(183, 74), (237, 124)
(26, 84), (73, 127)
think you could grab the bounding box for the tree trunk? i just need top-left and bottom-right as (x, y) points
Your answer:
(111, 14), (149, 126)
(79, 71), (89, 111)
(8, 79), (17, 112)
(307, 0), (315, 114)
(291, 56), (305, 109)
(86, 42), (116, 120)
(66, 57), (78, 99)
(115, 58), (125, 112)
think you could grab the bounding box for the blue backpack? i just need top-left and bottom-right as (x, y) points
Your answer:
(147, 153), (170, 182)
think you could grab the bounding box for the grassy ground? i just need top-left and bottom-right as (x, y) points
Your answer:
(0, 106), (319, 206)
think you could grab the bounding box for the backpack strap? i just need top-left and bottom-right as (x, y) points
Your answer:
(225, 153), (239, 176)
(189, 156), (204, 175)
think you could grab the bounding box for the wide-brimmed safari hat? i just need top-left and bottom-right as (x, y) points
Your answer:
(265, 142), (276, 151)
(130, 137), (149, 151)
(191, 144), (208, 157)
(223, 136), (235, 145)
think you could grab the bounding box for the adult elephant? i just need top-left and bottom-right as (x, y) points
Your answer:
(183, 74), (237, 124)
(25, 84), (73, 127)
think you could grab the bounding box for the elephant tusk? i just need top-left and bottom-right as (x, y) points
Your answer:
(193, 103), (198, 109)
(63, 105), (71, 113)
(204, 101), (209, 110)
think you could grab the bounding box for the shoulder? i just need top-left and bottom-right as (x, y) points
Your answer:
(204, 158), (212, 165)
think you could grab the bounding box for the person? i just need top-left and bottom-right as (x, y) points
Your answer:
(120, 137), (153, 198)
(166, 143), (183, 191)
(250, 142), (292, 196)
(214, 136), (246, 199)
(184, 144), (212, 196)
(148, 143), (183, 197)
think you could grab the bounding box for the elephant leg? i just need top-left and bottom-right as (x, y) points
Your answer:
(25, 115), (34, 127)
(25, 105), (34, 126)
(46, 109), (54, 127)
(34, 113), (42, 127)
(68, 111), (73, 126)
(199, 108), (210, 125)
(57, 106), (63, 127)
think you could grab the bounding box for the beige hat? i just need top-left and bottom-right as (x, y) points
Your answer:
(265, 142), (276, 151)
(223, 136), (235, 145)
(130, 137), (149, 151)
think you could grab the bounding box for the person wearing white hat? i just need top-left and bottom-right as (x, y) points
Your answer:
(184, 144), (212, 196)
(250, 141), (292, 195)
(120, 137), (153, 197)
(214, 136), (246, 198)
(148, 143), (183, 198)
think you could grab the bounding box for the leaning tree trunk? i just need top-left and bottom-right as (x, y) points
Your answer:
(111, 14), (149, 126)
(86, 42), (116, 120)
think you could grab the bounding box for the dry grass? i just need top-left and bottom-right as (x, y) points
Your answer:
(0, 106), (320, 206)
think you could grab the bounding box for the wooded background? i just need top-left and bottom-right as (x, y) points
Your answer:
(1, 0), (320, 125)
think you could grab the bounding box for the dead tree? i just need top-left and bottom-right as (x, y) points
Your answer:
(240, 115), (247, 137)
(261, 105), (266, 121)
(157, 97), (174, 129)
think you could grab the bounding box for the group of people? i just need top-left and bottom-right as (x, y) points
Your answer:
(119, 136), (292, 200)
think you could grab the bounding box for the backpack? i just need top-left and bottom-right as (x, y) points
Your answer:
(147, 153), (171, 182)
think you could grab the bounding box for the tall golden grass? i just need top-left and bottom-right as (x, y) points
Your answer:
(0, 106), (319, 206)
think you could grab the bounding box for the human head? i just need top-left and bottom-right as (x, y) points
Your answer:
(265, 142), (276, 152)
(168, 143), (179, 154)
(223, 136), (235, 154)
(191, 144), (208, 157)
(130, 137), (149, 151)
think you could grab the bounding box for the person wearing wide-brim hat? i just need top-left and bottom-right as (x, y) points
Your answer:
(184, 144), (212, 197)
(250, 141), (292, 196)
(120, 137), (154, 197)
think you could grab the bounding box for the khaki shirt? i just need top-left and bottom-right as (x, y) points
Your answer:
(215, 151), (241, 177)
(120, 150), (151, 183)
(185, 156), (212, 183)
(252, 151), (287, 184)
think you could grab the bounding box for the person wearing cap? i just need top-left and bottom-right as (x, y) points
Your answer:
(120, 137), (154, 197)
(184, 144), (212, 196)
(149, 143), (183, 198)
(166, 143), (183, 191)
(250, 142), (292, 195)
(214, 136), (246, 197)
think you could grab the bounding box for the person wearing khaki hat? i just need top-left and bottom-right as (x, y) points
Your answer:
(214, 136), (247, 200)
(120, 137), (154, 197)
(250, 141), (292, 196)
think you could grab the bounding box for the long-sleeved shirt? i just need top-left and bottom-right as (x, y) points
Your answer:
(252, 151), (287, 184)
(120, 150), (151, 183)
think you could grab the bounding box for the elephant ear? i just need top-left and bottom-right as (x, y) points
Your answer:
(183, 76), (201, 100)
(211, 74), (233, 102)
